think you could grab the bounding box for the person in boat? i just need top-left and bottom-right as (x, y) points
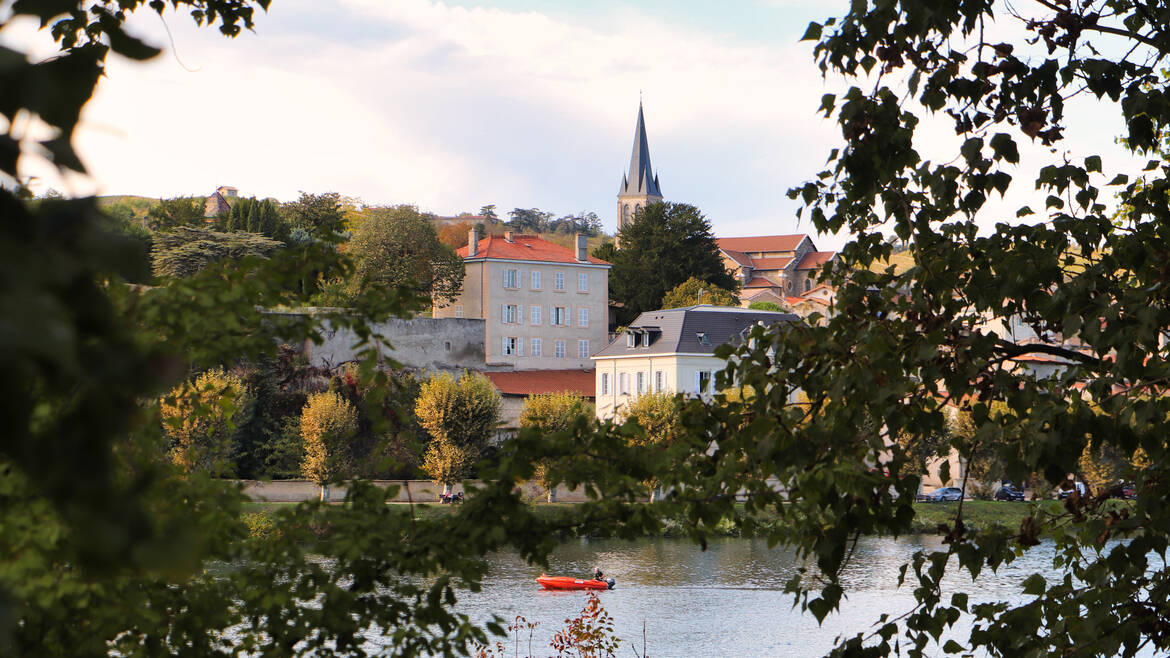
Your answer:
(594, 568), (604, 581)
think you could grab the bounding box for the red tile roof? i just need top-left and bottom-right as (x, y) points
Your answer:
(744, 277), (778, 288)
(747, 257), (794, 270)
(483, 369), (595, 397)
(795, 251), (836, 270)
(716, 235), (807, 253)
(457, 234), (611, 265)
(721, 249), (753, 268)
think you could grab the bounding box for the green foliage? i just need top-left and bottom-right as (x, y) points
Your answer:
(220, 196), (290, 242)
(506, 208), (603, 236)
(591, 241), (618, 264)
(300, 391), (358, 487)
(608, 202), (738, 324)
(283, 191), (345, 238)
(146, 196), (205, 230)
(660, 276), (740, 309)
(343, 205), (465, 306)
(747, 301), (781, 311)
(160, 368), (254, 476)
(416, 372), (501, 488)
(151, 226), (283, 278)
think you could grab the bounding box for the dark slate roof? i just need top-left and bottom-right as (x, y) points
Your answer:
(618, 102), (662, 197)
(592, 306), (798, 358)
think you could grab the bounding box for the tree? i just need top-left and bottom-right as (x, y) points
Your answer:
(300, 391), (358, 501)
(437, 219), (476, 250)
(518, 392), (595, 502)
(221, 196), (290, 242)
(591, 241), (618, 264)
(608, 202), (738, 324)
(747, 301), (781, 312)
(344, 205), (465, 305)
(479, 204), (499, 223)
(507, 207), (553, 232)
(283, 191), (345, 238)
(160, 369), (253, 476)
(660, 276), (740, 309)
(146, 196), (205, 230)
(151, 226), (284, 278)
(619, 391), (683, 502)
(415, 372), (501, 495)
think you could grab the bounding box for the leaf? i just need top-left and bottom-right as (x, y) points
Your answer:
(1022, 573), (1046, 595)
(1084, 155), (1102, 173)
(802, 22), (823, 41)
(1107, 173), (1129, 185)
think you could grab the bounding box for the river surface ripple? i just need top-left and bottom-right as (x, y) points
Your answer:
(450, 535), (1065, 658)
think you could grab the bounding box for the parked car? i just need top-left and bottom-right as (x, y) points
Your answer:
(994, 483), (1026, 501)
(925, 486), (963, 502)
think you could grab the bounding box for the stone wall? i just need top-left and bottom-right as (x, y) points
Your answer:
(270, 312), (489, 373)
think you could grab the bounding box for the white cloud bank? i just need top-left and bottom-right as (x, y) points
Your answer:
(8, 0), (1145, 246)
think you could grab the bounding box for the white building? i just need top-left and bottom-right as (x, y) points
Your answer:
(433, 230), (612, 370)
(591, 305), (798, 420)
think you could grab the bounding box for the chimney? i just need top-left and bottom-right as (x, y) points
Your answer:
(504, 231), (514, 243)
(468, 228), (478, 257)
(575, 233), (588, 262)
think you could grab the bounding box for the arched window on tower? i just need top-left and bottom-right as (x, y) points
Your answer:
(805, 279), (811, 292)
(622, 204), (631, 225)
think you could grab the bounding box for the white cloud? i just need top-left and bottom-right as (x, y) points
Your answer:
(8, 1), (1144, 249)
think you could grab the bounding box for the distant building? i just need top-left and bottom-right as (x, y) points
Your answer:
(433, 229), (612, 370)
(483, 369), (595, 439)
(717, 234), (837, 302)
(204, 185), (237, 218)
(617, 102), (663, 232)
(591, 305), (798, 420)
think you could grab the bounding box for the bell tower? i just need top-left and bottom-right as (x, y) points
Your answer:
(617, 101), (663, 232)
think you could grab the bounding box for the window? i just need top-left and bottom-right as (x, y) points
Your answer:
(655, 370), (663, 391)
(696, 332), (711, 346)
(554, 272), (565, 291)
(554, 340), (566, 358)
(454, 305), (464, 318)
(805, 278), (812, 292)
(444, 341), (452, 351)
(531, 270), (542, 289)
(696, 370), (712, 394)
(578, 272), (588, 292)
(531, 338), (542, 357)
(577, 339), (589, 359)
(578, 307), (589, 327)
(503, 337), (518, 356)
(636, 371), (645, 393)
(503, 268), (519, 288)
(619, 372), (629, 395)
(503, 304), (518, 324)
(601, 372), (609, 395)
(530, 305), (542, 326)
(553, 306), (567, 326)
(626, 332), (636, 347)
(641, 332), (651, 347)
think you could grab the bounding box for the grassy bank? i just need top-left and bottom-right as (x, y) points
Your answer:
(242, 499), (1060, 538)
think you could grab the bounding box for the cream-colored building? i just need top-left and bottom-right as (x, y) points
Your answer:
(591, 305), (797, 420)
(433, 230), (612, 370)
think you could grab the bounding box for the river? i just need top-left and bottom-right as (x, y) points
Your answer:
(452, 535), (1061, 658)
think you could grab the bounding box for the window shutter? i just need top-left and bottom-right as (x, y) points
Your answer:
(694, 372), (701, 393)
(518, 305), (524, 323)
(517, 338), (524, 356)
(503, 337), (509, 354)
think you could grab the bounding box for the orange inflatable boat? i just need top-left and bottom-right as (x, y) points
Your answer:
(536, 575), (615, 590)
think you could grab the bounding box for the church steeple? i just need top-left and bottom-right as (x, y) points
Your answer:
(617, 101), (663, 231)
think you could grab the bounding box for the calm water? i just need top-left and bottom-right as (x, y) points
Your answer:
(452, 536), (1061, 658)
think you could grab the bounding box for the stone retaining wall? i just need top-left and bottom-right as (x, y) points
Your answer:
(239, 479), (593, 503)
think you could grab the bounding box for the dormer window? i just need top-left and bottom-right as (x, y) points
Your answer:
(626, 332), (636, 347)
(641, 333), (651, 347)
(696, 332), (711, 346)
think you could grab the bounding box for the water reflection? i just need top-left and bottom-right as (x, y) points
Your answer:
(448, 536), (1070, 657)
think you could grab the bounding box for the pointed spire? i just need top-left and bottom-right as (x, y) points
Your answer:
(618, 101), (662, 197)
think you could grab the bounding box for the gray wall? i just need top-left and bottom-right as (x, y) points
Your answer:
(240, 479), (598, 503)
(272, 312), (488, 373)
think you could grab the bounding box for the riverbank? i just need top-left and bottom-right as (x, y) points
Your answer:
(242, 499), (1062, 538)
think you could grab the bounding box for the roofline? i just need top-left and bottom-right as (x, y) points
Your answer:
(592, 352), (728, 361)
(461, 257), (612, 269)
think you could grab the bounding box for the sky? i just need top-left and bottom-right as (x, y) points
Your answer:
(5, 0), (1149, 248)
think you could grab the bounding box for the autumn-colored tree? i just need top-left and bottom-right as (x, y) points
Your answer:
(437, 220), (476, 250)
(344, 205), (465, 306)
(519, 392), (595, 502)
(160, 369), (253, 476)
(619, 391), (683, 501)
(415, 372), (501, 495)
(660, 276), (740, 309)
(300, 391), (358, 501)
